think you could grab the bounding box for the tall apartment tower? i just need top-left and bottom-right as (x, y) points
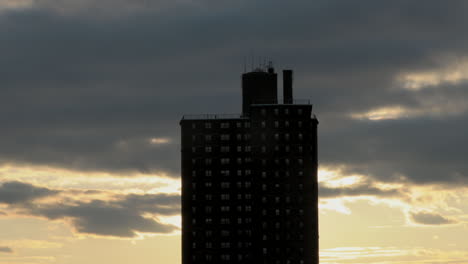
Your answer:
(180, 65), (319, 264)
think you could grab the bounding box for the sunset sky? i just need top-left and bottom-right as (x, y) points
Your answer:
(1, 0), (468, 263)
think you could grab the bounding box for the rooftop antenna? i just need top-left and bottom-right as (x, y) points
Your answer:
(251, 54), (254, 71)
(243, 56), (247, 73)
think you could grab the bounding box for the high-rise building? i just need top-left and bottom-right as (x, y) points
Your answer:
(180, 64), (319, 264)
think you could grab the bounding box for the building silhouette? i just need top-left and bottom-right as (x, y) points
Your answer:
(180, 64), (319, 264)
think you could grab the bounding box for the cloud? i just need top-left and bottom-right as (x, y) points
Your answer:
(0, 181), (59, 204)
(319, 182), (405, 199)
(0, 0), (467, 186)
(4, 182), (182, 238)
(410, 211), (457, 225)
(0, 246), (13, 253)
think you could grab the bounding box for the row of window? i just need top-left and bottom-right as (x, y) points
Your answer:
(192, 169), (304, 178)
(192, 254), (305, 264)
(193, 217), (254, 225)
(191, 193), (252, 201)
(192, 170), (252, 177)
(260, 120), (304, 129)
(192, 205), (252, 214)
(192, 143), (306, 154)
(192, 157), (252, 165)
(191, 182), (252, 189)
(260, 107), (304, 116)
(192, 122), (250, 129)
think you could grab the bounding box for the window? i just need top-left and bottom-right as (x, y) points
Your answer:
(205, 134), (212, 141)
(221, 194), (230, 200)
(298, 184), (304, 190)
(205, 170), (212, 177)
(237, 158), (242, 164)
(261, 109), (266, 115)
(298, 121), (303, 127)
(205, 194), (212, 200)
(205, 182), (212, 187)
(244, 134), (251, 140)
(261, 146), (266, 153)
(261, 133), (266, 141)
(245, 182), (251, 188)
(205, 206), (212, 213)
(237, 170), (242, 176)
(274, 133), (279, 140)
(205, 218), (212, 224)
(298, 146), (303, 152)
(245, 206), (252, 212)
(261, 121), (266, 128)
(221, 206), (230, 212)
(298, 158), (303, 165)
(285, 121), (290, 127)
(245, 194), (252, 199)
(285, 145), (290, 152)
(285, 133), (290, 140)
(221, 182), (230, 189)
(192, 170), (197, 177)
(205, 230), (213, 237)
(237, 146), (242, 152)
(205, 158), (212, 165)
(221, 146), (230, 153)
(192, 183), (197, 189)
(192, 123), (196, 129)
(245, 146), (252, 152)
(192, 206), (196, 213)
(245, 122), (250, 128)
(221, 158), (230, 165)
(236, 122), (242, 128)
(245, 170), (251, 176)
(285, 108), (289, 115)
(221, 134), (230, 140)
(298, 108), (303, 115)
(221, 254), (230, 260)
(237, 134), (242, 140)
(274, 108), (279, 115)
(192, 147), (196, 153)
(205, 122), (211, 129)
(261, 171), (267, 178)
(299, 133), (303, 140)
(206, 242), (212, 249)
(274, 121), (279, 128)
(192, 195), (196, 201)
(221, 122), (230, 128)
(221, 243), (231, 249)
(221, 230), (230, 236)
(205, 146), (212, 153)
(221, 170), (230, 176)
(221, 218), (230, 224)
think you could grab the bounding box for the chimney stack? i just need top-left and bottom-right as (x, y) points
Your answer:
(283, 70), (293, 104)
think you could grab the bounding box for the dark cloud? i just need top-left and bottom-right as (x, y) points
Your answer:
(0, 181), (59, 204)
(410, 211), (456, 225)
(0, 0), (468, 185)
(320, 113), (468, 184)
(319, 182), (406, 199)
(21, 191), (180, 237)
(0, 246), (13, 253)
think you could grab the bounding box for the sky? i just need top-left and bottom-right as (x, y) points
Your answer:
(1, 0), (468, 263)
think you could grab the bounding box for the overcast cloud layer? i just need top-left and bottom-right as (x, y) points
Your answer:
(1, 0), (468, 188)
